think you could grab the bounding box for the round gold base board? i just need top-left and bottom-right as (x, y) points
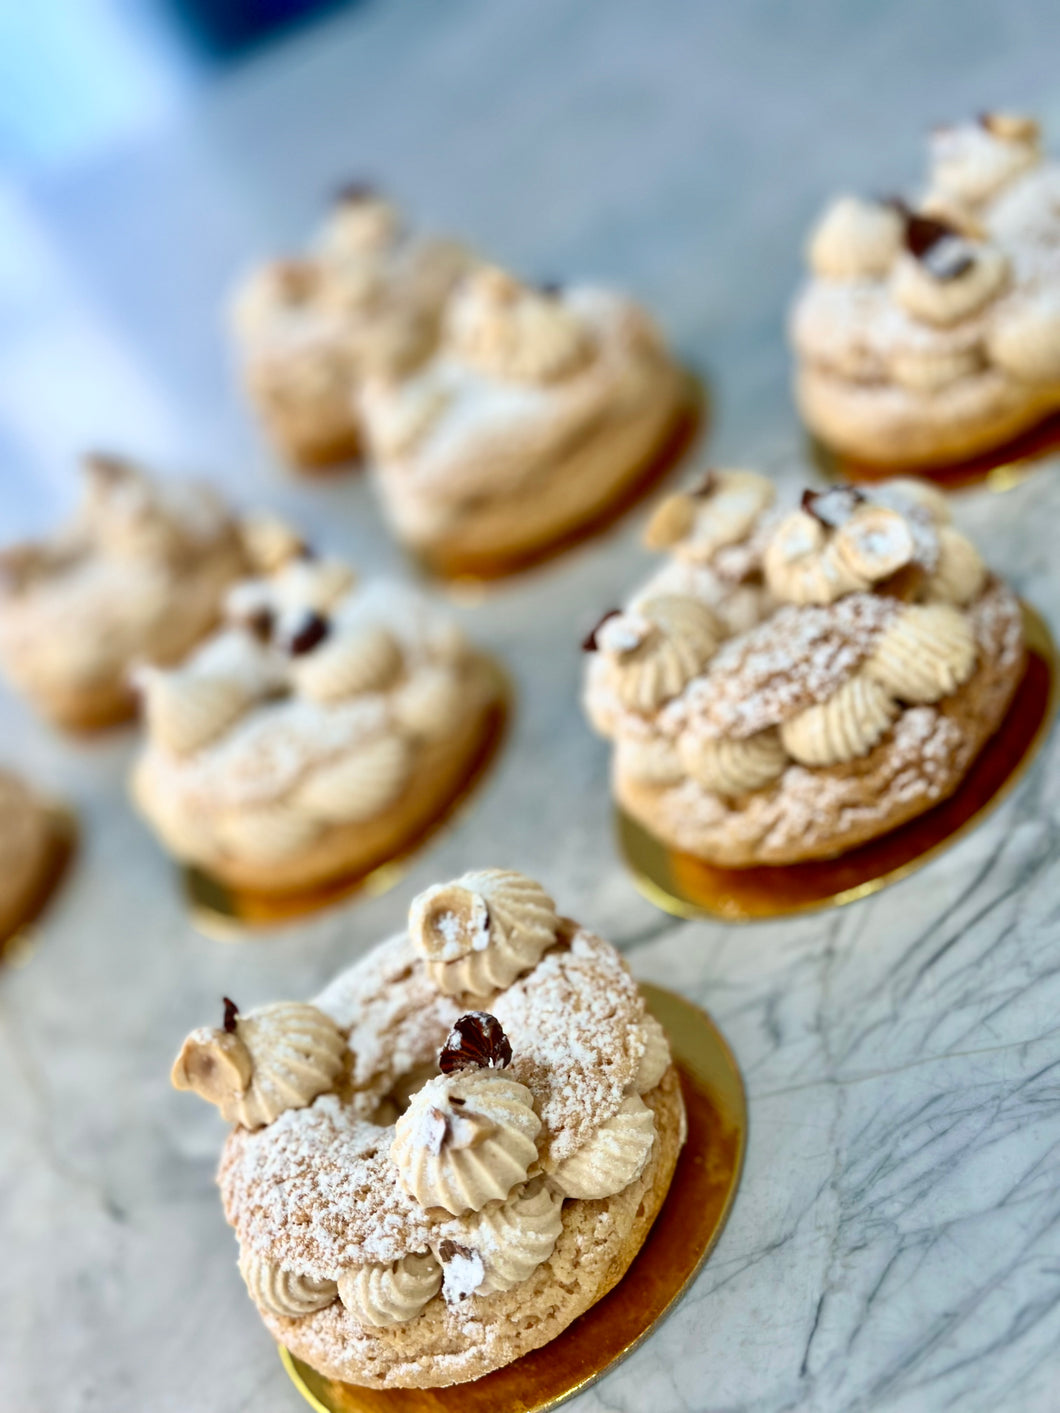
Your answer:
(280, 982), (746, 1413)
(182, 667), (511, 940)
(618, 601), (1057, 922)
(808, 408), (1060, 494)
(1, 804), (78, 965)
(409, 373), (707, 590)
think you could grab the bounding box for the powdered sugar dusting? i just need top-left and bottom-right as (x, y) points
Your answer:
(665, 594), (897, 741)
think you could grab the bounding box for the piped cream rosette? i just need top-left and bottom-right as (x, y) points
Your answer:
(172, 869), (681, 1376)
(583, 473), (1024, 865)
(790, 113), (1060, 463)
(131, 534), (492, 883)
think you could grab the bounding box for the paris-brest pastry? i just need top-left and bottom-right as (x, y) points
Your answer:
(131, 537), (503, 893)
(231, 187), (471, 467)
(0, 454), (246, 730)
(791, 112), (1060, 466)
(583, 470), (1025, 865)
(358, 263), (694, 571)
(171, 870), (685, 1387)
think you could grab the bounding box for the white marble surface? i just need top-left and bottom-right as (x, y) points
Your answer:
(2, 2), (1060, 1410)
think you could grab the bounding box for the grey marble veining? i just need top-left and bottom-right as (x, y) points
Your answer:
(2, 2), (1060, 1410)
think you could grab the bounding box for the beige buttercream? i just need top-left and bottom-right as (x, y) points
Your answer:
(988, 297), (1060, 384)
(634, 1015), (672, 1094)
(214, 802), (324, 863)
(446, 267), (593, 384)
(390, 1070), (541, 1216)
(929, 117), (1041, 208)
(925, 526), (987, 606)
(466, 1178), (564, 1295)
(172, 1002), (345, 1129)
(337, 1253), (442, 1327)
(135, 668), (251, 756)
(677, 729), (788, 798)
(597, 596), (723, 713)
(291, 624), (403, 703)
(891, 241), (1008, 326)
(239, 1249), (337, 1318)
(780, 673), (899, 766)
(293, 734), (412, 824)
(410, 869), (558, 999)
(550, 1094), (655, 1200)
(392, 666), (466, 742)
(864, 603), (976, 703)
(807, 196), (903, 280)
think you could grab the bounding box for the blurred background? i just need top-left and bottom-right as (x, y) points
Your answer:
(3, 0), (1059, 544)
(3, 7), (1060, 1411)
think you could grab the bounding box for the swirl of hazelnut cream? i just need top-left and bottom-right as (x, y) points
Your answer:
(888, 346), (983, 393)
(291, 623), (403, 703)
(447, 266), (593, 383)
(337, 1253), (442, 1327)
(634, 1014), (672, 1093)
(239, 1249), (337, 1318)
(215, 803), (324, 864)
(891, 227), (1008, 326)
(135, 666), (252, 756)
(171, 1001), (345, 1130)
(864, 603), (976, 704)
(463, 1178), (564, 1295)
(807, 196), (903, 280)
(409, 869), (558, 999)
(616, 734), (686, 787)
(294, 734), (412, 824)
(392, 665), (465, 742)
(929, 115), (1041, 209)
(595, 596), (724, 714)
(644, 470), (775, 563)
(780, 673), (899, 767)
(677, 729), (788, 798)
(550, 1094), (655, 1200)
(924, 526), (987, 607)
(987, 296), (1060, 385)
(390, 1070), (541, 1215)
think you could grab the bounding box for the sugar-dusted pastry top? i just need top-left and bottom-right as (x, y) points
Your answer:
(173, 870), (673, 1323)
(231, 187), (472, 384)
(358, 264), (684, 510)
(133, 537), (485, 863)
(791, 113), (1060, 397)
(584, 469), (1022, 800)
(0, 455), (242, 692)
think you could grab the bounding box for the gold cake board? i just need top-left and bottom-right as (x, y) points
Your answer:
(182, 662), (511, 939)
(619, 601), (1057, 922)
(808, 407), (1060, 493)
(280, 982), (746, 1412)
